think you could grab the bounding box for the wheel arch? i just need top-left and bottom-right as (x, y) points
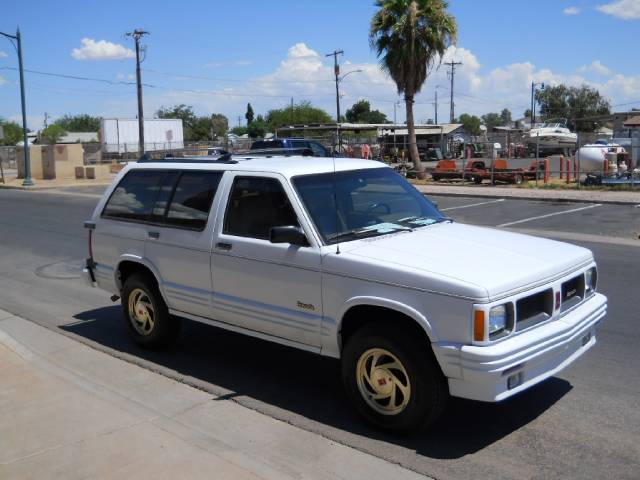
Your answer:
(115, 255), (166, 301)
(336, 297), (436, 353)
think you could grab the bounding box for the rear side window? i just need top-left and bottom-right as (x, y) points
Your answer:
(165, 172), (222, 230)
(102, 170), (163, 221)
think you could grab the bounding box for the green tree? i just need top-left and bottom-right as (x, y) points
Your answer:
(481, 112), (503, 131)
(345, 99), (390, 124)
(523, 108), (532, 120)
(0, 119), (24, 146)
(247, 114), (268, 138)
(500, 108), (512, 125)
(40, 124), (67, 144)
(211, 113), (229, 138)
(229, 126), (248, 136)
(156, 105), (228, 141)
(457, 113), (481, 135)
(245, 103), (254, 125)
(535, 84), (610, 131)
(265, 101), (332, 129)
(370, 0), (457, 178)
(53, 114), (101, 132)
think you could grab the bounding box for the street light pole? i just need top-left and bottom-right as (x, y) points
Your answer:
(1, 28), (33, 186)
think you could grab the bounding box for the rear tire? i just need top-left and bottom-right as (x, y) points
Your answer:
(122, 273), (180, 348)
(342, 322), (448, 432)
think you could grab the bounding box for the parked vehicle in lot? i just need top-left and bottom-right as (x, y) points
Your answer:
(84, 154), (606, 432)
(250, 138), (330, 157)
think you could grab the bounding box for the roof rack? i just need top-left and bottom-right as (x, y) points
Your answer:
(137, 152), (238, 164)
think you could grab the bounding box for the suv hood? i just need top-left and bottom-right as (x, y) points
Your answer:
(335, 222), (593, 300)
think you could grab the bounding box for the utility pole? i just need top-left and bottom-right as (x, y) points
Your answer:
(530, 82), (544, 129)
(43, 112), (50, 129)
(326, 49), (344, 149)
(326, 49), (344, 123)
(434, 90), (438, 125)
(446, 61), (462, 123)
(126, 29), (149, 155)
(237, 116), (242, 127)
(0, 28), (33, 186)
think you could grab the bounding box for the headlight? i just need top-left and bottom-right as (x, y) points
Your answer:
(488, 305), (508, 335)
(585, 267), (597, 294)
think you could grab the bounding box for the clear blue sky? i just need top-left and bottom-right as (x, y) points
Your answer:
(1, 0), (638, 129)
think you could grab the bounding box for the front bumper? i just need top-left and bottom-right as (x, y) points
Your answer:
(440, 292), (606, 402)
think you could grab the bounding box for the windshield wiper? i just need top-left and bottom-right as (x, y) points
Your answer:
(327, 224), (411, 242)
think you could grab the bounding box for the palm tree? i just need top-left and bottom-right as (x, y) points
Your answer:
(370, 0), (457, 178)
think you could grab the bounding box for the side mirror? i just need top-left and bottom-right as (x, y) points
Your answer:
(270, 226), (309, 246)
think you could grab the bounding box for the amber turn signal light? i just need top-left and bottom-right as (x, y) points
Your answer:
(474, 310), (485, 342)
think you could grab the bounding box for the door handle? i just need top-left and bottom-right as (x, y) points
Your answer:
(216, 242), (232, 251)
(148, 231), (160, 239)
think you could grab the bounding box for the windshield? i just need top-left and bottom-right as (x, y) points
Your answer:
(293, 168), (443, 245)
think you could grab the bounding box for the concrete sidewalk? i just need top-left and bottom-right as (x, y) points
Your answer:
(414, 183), (640, 205)
(0, 310), (425, 480)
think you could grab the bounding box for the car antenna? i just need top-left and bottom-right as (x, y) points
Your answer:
(332, 143), (341, 255)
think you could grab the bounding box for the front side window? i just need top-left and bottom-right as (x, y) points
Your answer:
(165, 171), (223, 230)
(293, 167), (442, 244)
(102, 170), (163, 221)
(223, 177), (298, 240)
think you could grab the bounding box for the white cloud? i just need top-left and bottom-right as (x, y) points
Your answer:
(0, 75), (8, 86)
(133, 42), (640, 126)
(579, 60), (612, 76)
(597, 0), (640, 19)
(0, 51), (7, 58)
(563, 6), (581, 15)
(71, 38), (135, 61)
(115, 73), (135, 81)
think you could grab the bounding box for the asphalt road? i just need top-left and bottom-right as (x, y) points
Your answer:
(0, 186), (639, 480)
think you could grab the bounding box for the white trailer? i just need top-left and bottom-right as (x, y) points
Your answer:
(100, 118), (184, 154)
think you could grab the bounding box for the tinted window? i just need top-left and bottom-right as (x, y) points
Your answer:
(150, 171), (180, 223)
(223, 177), (298, 240)
(102, 170), (163, 221)
(309, 142), (327, 157)
(250, 140), (284, 150)
(165, 172), (222, 230)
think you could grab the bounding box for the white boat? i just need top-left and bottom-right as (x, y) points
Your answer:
(576, 141), (626, 172)
(526, 119), (577, 148)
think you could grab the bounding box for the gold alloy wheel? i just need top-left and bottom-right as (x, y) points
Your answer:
(128, 288), (155, 336)
(356, 348), (411, 416)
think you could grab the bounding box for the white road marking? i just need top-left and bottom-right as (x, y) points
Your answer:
(440, 198), (506, 211)
(497, 204), (602, 228)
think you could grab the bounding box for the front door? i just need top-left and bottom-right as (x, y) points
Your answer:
(211, 173), (322, 347)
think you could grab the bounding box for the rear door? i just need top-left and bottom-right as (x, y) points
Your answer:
(144, 170), (224, 318)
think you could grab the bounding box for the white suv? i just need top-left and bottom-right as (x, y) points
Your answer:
(84, 154), (606, 432)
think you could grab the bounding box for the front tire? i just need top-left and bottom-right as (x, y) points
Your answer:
(122, 273), (180, 348)
(342, 323), (448, 432)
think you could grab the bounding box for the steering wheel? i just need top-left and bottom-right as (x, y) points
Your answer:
(364, 202), (391, 215)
